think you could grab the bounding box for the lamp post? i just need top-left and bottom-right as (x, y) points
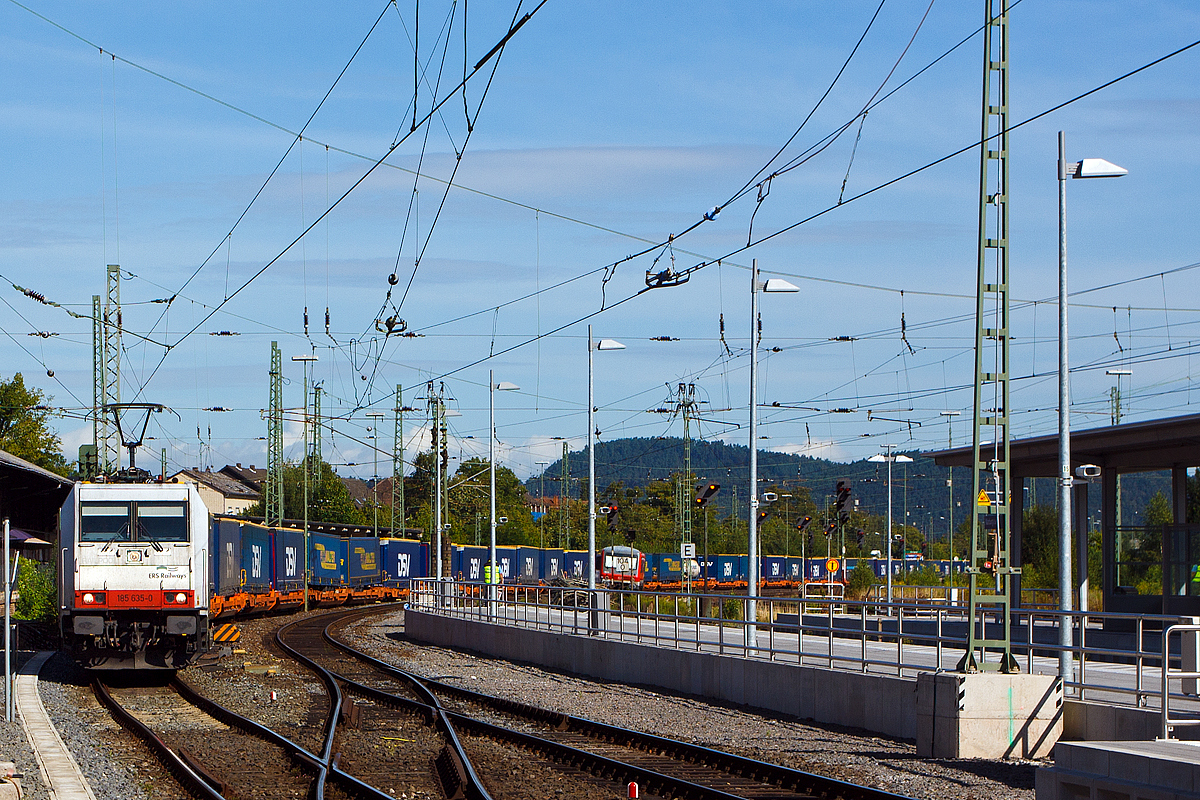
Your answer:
(366, 412), (385, 538)
(291, 352), (318, 611)
(869, 445), (913, 607)
(1058, 131), (1127, 682)
(489, 371), (519, 610)
(747, 259), (799, 648)
(588, 326), (624, 631)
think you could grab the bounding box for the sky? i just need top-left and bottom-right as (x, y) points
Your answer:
(1, 0), (1199, 486)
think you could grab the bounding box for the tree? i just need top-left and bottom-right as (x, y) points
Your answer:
(0, 373), (69, 476)
(242, 459), (368, 525)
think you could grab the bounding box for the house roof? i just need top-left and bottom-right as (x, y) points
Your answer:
(219, 463), (267, 491)
(170, 468), (261, 500)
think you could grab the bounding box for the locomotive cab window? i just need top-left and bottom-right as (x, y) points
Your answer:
(136, 503), (188, 542)
(79, 500), (189, 543)
(80, 502), (132, 542)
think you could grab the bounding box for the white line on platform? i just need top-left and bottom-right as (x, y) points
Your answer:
(16, 652), (97, 800)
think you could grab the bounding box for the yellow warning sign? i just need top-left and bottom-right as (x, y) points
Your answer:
(977, 490), (991, 506)
(213, 623), (241, 643)
(826, 558), (840, 573)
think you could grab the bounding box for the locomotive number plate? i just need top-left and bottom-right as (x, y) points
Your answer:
(114, 591), (155, 605)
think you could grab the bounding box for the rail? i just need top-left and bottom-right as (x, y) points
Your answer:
(410, 578), (1198, 714)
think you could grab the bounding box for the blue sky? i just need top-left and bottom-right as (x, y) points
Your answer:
(2, 0), (1198, 484)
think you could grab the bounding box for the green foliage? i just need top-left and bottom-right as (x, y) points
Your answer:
(15, 557), (56, 622)
(1144, 491), (1173, 527)
(0, 373), (69, 476)
(243, 459), (368, 525)
(1021, 504), (1059, 589)
(846, 559), (877, 599)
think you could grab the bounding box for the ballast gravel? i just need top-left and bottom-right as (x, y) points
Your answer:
(342, 608), (1040, 800)
(38, 652), (185, 800)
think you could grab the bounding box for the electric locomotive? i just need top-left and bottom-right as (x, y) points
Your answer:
(59, 482), (210, 669)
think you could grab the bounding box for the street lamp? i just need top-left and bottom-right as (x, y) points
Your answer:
(291, 352), (318, 612)
(489, 371), (519, 603)
(588, 326), (624, 630)
(366, 412), (385, 538)
(747, 259), (799, 648)
(1057, 131), (1126, 682)
(869, 445), (913, 607)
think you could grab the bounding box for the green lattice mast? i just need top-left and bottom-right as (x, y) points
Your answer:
(267, 341), (284, 527)
(960, 0), (1019, 673)
(392, 384), (405, 536)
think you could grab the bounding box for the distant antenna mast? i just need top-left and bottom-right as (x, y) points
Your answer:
(102, 265), (122, 471)
(267, 341), (284, 527)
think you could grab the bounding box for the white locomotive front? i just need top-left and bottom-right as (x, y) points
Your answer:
(59, 482), (211, 669)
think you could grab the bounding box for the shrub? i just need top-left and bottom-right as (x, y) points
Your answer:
(846, 560), (877, 599)
(15, 558), (56, 623)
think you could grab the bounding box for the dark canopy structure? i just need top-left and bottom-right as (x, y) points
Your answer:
(930, 413), (1200, 617)
(0, 448), (72, 540)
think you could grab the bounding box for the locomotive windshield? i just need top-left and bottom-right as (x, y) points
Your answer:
(136, 503), (188, 542)
(79, 500), (189, 543)
(80, 503), (132, 542)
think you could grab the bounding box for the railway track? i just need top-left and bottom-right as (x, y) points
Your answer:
(293, 606), (921, 800)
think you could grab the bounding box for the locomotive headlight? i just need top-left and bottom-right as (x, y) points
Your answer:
(174, 593), (187, 604)
(83, 593), (94, 604)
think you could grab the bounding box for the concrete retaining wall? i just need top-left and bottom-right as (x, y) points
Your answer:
(405, 610), (1172, 745)
(407, 610), (918, 739)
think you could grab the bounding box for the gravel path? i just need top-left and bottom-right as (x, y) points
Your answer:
(0, 653), (47, 800)
(343, 608), (1041, 800)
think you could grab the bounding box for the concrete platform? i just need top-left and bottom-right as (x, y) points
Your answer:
(1037, 740), (1200, 799)
(16, 652), (97, 800)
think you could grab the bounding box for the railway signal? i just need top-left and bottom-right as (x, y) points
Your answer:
(694, 483), (720, 508)
(835, 479), (852, 524)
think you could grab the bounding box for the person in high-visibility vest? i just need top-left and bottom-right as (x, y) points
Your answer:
(484, 563), (493, 585)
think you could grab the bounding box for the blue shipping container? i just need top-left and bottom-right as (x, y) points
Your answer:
(539, 549), (564, 581)
(452, 545), (488, 582)
(563, 551), (587, 580)
(271, 528), (304, 592)
(495, 546), (517, 581)
(240, 523), (272, 591)
(516, 547), (540, 583)
(309, 532), (347, 586)
(215, 520), (242, 596)
(657, 554), (684, 581)
(761, 555), (786, 581)
(713, 555), (742, 584)
(785, 557), (803, 580)
(382, 539), (423, 586)
(347, 537), (380, 586)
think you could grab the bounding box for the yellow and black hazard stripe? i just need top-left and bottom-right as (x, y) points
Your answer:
(212, 623), (241, 643)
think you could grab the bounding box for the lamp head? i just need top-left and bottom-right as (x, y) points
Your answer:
(596, 339), (625, 351)
(1069, 158), (1128, 179)
(761, 278), (800, 293)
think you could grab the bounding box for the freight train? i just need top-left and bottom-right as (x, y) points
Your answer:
(58, 483), (422, 670)
(59, 481), (961, 670)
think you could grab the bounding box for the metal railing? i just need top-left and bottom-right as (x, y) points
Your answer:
(409, 578), (1197, 713)
(1161, 621), (1200, 738)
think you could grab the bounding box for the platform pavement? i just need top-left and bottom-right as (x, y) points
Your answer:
(16, 652), (96, 800)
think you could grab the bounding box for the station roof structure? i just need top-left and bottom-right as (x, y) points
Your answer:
(0, 448), (72, 537)
(927, 412), (1200, 476)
